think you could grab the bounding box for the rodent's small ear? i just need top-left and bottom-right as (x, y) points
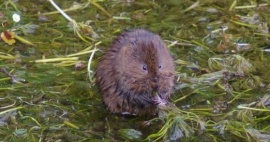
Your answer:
(121, 45), (133, 55)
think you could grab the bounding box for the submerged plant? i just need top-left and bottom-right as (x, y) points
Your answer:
(145, 104), (203, 141)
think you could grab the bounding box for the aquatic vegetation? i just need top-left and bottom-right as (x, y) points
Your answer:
(0, 0), (270, 141)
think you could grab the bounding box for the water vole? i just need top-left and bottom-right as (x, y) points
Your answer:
(96, 29), (175, 115)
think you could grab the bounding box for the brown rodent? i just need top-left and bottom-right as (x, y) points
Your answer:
(96, 29), (175, 115)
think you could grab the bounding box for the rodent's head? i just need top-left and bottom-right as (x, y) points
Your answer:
(115, 32), (175, 104)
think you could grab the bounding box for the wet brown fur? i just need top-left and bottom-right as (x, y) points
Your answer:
(96, 29), (175, 115)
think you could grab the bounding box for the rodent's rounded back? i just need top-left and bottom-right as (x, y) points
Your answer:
(96, 29), (175, 115)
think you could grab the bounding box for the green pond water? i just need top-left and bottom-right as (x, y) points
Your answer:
(0, 0), (270, 141)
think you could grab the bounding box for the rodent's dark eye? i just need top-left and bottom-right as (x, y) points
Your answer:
(143, 65), (147, 71)
(159, 65), (161, 69)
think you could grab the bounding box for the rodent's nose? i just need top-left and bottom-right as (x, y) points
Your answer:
(153, 84), (158, 90)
